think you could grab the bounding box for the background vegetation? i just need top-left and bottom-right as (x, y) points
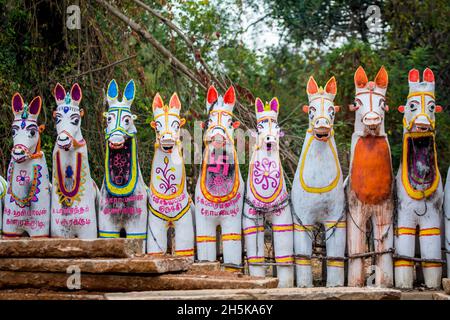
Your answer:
(0, 0), (449, 192)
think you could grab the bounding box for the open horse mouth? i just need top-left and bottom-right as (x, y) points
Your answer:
(313, 127), (331, 141)
(406, 134), (436, 189)
(108, 139), (132, 186)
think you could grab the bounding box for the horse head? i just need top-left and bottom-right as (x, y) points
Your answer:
(203, 85), (240, 150)
(303, 76), (339, 141)
(53, 83), (85, 150)
(104, 79), (137, 149)
(254, 97), (282, 152)
(350, 66), (389, 136)
(10, 93), (44, 163)
(151, 92), (185, 153)
(399, 68), (442, 133)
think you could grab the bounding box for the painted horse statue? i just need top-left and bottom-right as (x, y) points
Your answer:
(147, 92), (194, 259)
(3, 93), (50, 238)
(50, 83), (98, 238)
(195, 85), (244, 271)
(291, 76), (346, 287)
(347, 66), (394, 287)
(243, 97), (294, 287)
(98, 79), (148, 241)
(396, 68), (443, 288)
(0, 176), (7, 235)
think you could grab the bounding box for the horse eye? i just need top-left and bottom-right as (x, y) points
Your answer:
(409, 103), (418, 111)
(11, 129), (16, 136)
(429, 104), (435, 111)
(107, 116), (112, 123)
(29, 130), (36, 137)
(72, 119), (79, 125)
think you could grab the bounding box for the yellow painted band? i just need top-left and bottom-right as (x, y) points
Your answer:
(394, 260), (414, 267)
(327, 260), (344, 268)
(419, 228), (441, 236)
(299, 135), (340, 193)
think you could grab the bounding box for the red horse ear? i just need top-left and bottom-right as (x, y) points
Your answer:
(423, 68), (435, 82)
(408, 69), (419, 83)
(398, 105), (405, 113)
(169, 93), (181, 109)
(302, 105), (309, 113)
(223, 86), (236, 105)
(374, 66), (388, 88)
(152, 93), (164, 110)
(207, 85), (218, 104)
(354, 66), (368, 88)
(306, 76), (319, 95)
(436, 105), (443, 113)
(324, 77), (337, 95)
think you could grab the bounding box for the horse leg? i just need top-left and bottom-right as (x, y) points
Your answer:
(243, 206), (265, 277)
(372, 203), (394, 287)
(293, 214), (314, 287)
(173, 209), (195, 261)
(146, 214), (168, 255)
(446, 214), (450, 277)
(324, 219), (346, 287)
(419, 216), (442, 289)
(221, 214), (242, 272)
(272, 207), (294, 288)
(347, 198), (367, 287)
(195, 214), (218, 262)
(394, 207), (416, 289)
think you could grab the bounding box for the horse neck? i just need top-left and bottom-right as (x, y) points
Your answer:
(151, 143), (185, 191)
(251, 145), (281, 167)
(53, 145), (90, 178)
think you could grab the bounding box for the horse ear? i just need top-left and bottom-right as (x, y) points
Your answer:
(408, 69), (420, 83)
(270, 97), (279, 112)
(54, 83), (66, 103)
(423, 68), (435, 83)
(107, 79), (119, 102)
(324, 76), (337, 95)
(398, 105), (405, 113)
(207, 85), (218, 104)
(11, 93), (24, 114)
(70, 83), (82, 105)
(255, 98), (264, 113)
(306, 76), (319, 95)
(374, 66), (388, 88)
(152, 93), (164, 111)
(354, 66), (368, 88)
(29, 96), (42, 116)
(223, 86), (236, 105)
(123, 79), (135, 102)
(169, 93), (181, 109)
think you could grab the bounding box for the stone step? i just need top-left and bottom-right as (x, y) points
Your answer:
(0, 289), (105, 300)
(187, 262), (221, 274)
(0, 271), (278, 292)
(0, 256), (191, 274)
(105, 287), (401, 300)
(0, 238), (143, 258)
(443, 278), (449, 295)
(433, 292), (450, 300)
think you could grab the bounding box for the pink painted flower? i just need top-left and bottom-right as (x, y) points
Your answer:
(16, 170), (30, 186)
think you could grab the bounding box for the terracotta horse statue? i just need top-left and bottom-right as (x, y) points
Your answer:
(98, 79), (148, 241)
(347, 66), (394, 287)
(147, 92), (194, 259)
(50, 83), (98, 238)
(195, 85), (244, 271)
(396, 68), (443, 289)
(291, 76), (346, 287)
(243, 97), (294, 287)
(3, 93), (50, 238)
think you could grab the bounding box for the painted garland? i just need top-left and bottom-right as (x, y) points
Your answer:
(8, 163), (42, 208)
(299, 135), (340, 193)
(200, 145), (240, 203)
(401, 131), (440, 200)
(55, 150), (86, 207)
(104, 138), (138, 197)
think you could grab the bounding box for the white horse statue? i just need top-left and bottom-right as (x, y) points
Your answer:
(291, 76), (346, 287)
(244, 97), (294, 287)
(50, 83), (98, 238)
(195, 85), (244, 271)
(3, 93), (50, 238)
(347, 66), (394, 287)
(147, 92), (194, 259)
(396, 68), (443, 288)
(98, 79), (148, 241)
